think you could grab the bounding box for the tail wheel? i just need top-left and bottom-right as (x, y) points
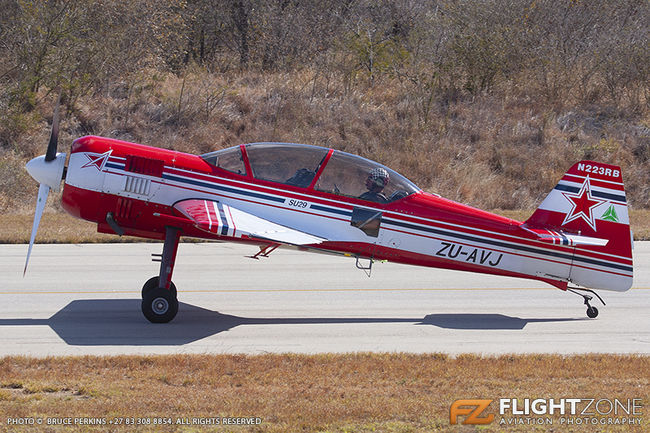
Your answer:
(586, 306), (599, 318)
(142, 287), (179, 323)
(142, 276), (177, 298)
(568, 288), (604, 319)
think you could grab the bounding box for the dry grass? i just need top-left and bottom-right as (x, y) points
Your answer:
(0, 354), (647, 433)
(2, 70), (648, 215)
(0, 213), (142, 244)
(629, 209), (650, 241)
(2, 69), (647, 247)
(1, 209), (649, 244)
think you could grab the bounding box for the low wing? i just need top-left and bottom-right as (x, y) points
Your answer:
(174, 199), (324, 245)
(522, 226), (608, 247)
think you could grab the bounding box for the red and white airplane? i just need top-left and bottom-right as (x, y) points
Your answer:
(24, 107), (633, 323)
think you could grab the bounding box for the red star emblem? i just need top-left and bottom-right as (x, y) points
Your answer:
(561, 177), (605, 231)
(81, 150), (112, 171)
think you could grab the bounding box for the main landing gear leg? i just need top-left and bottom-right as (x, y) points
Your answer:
(568, 287), (606, 319)
(142, 226), (181, 323)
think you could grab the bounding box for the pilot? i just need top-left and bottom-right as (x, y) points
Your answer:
(360, 167), (389, 203)
(286, 168), (315, 188)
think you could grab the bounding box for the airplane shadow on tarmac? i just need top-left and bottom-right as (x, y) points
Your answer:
(0, 299), (586, 346)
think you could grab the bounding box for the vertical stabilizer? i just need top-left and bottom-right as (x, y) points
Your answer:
(525, 161), (633, 291)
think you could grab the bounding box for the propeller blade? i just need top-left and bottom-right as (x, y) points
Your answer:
(44, 92), (61, 162)
(24, 183), (50, 276)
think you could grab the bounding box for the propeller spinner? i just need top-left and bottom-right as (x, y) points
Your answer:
(23, 93), (67, 275)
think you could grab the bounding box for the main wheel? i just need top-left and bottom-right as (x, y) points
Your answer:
(142, 276), (177, 298)
(586, 306), (599, 318)
(142, 287), (179, 323)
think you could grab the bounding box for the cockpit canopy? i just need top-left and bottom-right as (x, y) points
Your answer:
(201, 142), (420, 203)
(201, 146), (247, 176)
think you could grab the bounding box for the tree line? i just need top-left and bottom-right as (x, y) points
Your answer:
(0, 0), (647, 146)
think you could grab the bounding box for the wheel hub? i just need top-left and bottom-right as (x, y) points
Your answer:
(152, 297), (169, 315)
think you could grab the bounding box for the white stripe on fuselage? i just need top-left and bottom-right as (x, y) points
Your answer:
(204, 200), (213, 230)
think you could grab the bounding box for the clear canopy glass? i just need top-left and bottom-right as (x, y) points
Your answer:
(245, 143), (328, 188)
(201, 146), (247, 176)
(202, 143), (420, 203)
(314, 150), (420, 203)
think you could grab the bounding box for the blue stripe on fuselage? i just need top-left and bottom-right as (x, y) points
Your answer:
(162, 173), (285, 203)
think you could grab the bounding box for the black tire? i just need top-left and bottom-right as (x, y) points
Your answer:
(142, 276), (177, 299)
(586, 306), (599, 318)
(142, 287), (179, 323)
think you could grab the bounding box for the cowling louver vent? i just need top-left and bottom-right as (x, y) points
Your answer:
(124, 175), (151, 195)
(125, 155), (164, 177)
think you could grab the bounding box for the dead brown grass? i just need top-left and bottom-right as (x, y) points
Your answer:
(2, 70), (648, 216)
(1, 209), (648, 244)
(629, 209), (650, 241)
(0, 354), (647, 433)
(2, 70), (647, 246)
(0, 213), (143, 244)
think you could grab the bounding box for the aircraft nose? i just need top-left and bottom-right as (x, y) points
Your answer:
(26, 153), (66, 192)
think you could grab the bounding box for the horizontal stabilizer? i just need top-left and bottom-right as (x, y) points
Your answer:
(522, 226), (608, 247)
(174, 199), (324, 246)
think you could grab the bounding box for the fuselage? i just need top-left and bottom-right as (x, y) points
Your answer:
(61, 136), (633, 292)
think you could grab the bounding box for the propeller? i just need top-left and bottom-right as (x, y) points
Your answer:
(44, 92), (60, 162)
(23, 92), (67, 275)
(24, 184), (50, 275)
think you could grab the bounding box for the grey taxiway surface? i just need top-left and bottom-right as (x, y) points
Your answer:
(1, 242), (648, 356)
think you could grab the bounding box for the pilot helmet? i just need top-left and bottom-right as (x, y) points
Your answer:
(368, 167), (389, 188)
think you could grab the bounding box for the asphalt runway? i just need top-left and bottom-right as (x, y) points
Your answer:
(1, 242), (648, 356)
